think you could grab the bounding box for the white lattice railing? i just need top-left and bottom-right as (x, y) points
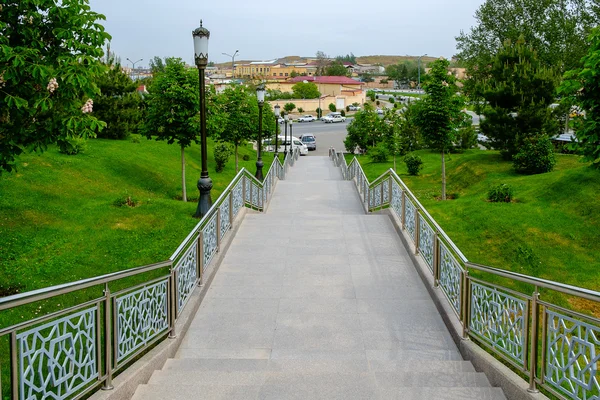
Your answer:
(330, 149), (600, 399)
(0, 153), (299, 400)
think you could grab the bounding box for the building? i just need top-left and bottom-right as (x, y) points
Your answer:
(238, 61), (315, 80)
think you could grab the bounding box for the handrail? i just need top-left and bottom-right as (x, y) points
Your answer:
(0, 260), (172, 311)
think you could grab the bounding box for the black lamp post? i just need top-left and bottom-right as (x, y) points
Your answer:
(255, 84), (265, 181)
(289, 120), (293, 157)
(274, 104), (280, 160)
(193, 20), (213, 218)
(283, 113), (289, 157)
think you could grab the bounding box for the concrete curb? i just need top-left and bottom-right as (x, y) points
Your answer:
(382, 208), (549, 400)
(90, 208), (251, 400)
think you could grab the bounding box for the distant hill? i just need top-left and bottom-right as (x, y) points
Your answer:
(356, 55), (438, 66)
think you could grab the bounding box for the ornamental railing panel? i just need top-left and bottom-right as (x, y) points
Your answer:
(220, 194), (231, 239)
(232, 179), (244, 218)
(439, 242), (463, 316)
(202, 214), (218, 268)
(405, 197), (416, 242)
(176, 240), (198, 311)
(418, 214), (435, 273)
(115, 279), (169, 363)
(545, 308), (600, 400)
(17, 307), (98, 400)
(469, 282), (527, 366)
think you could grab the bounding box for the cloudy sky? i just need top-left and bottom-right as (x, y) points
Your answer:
(89, 0), (485, 68)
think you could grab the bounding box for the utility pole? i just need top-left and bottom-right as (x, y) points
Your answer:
(222, 50), (239, 80)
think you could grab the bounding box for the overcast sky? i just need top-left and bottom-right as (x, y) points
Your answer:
(89, 0), (485, 68)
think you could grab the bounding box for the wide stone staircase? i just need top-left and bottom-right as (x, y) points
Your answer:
(131, 156), (506, 399)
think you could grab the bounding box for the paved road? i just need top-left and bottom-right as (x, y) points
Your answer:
(288, 120), (351, 156)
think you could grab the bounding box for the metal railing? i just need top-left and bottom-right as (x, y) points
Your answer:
(0, 152), (299, 400)
(331, 150), (600, 400)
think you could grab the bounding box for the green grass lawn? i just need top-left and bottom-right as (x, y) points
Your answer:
(347, 149), (600, 311)
(0, 136), (273, 296)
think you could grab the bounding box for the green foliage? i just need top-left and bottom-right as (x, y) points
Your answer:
(335, 53), (357, 64)
(291, 81), (320, 99)
(367, 90), (376, 102)
(284, 102), (296, 113)
(95, 63), (142, 139)
(113, 192), (139, 207)
(290, 70), (299, 78)
(513, 135), (556, 174)
(344, 104), (386, 152)
(560, 27), (600, 168)
(328, 103), (336, 112)
(369, 142), (389, 163)
(340, 110), (346, 117)
(0, 0), (111, 172)
(386, 62), (419, 88)
(376, 100), (380, 106)
(316, 108), (322, 118)
(214, 142), (232, 172)
(360, 73), (374, 83)
(325, 61), (350, 77)
(267, 89), (295, 100)
(242, 154), (250, 161)
(478, 39), (560, 159)
(487, 183), (513, 203)
(346, 106), (350, 112)
(456, 125), (478, 150)
(389, 97), (395, 103)
(149, 56), (166, 74)
(298, 107), (304, 113)
(375, 95), (379, 99)
(404, 154), (424, 175)
(58, 137), (88, 155)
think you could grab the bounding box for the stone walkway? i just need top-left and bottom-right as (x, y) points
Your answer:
(132, 157), (505, 399)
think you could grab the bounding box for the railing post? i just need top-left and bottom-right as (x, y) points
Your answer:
(401, 191), (406, 229)
(414, 209), (421, 255)
(528, 287), (540, 393)
(10, 331), (17, 400)
(168, 266), (177, 339)
(461, 270), (470, 340)
(197, 232), (204, 286)
(433, 233), (440, 287)
(102, 283), (114, 390)
(380, 181), (384, 207)
(242, 175), (247, 204)
(388, 176), (393, 204)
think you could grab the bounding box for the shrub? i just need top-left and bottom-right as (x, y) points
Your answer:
(404, 154), (423, 175)
(316, 107), (322, 118)
(130, 134), (141, 143)
(389, 97), (395, 103)
(513, 135), (556, 174)
(375, 95), (379, 99)
(369, 142), (389, 163)
(340, 110), (346, 117)
(297, 107), (304, 113)
(58, 137), (87, 155)
(376, 100), (380, 106)
(487, 183), (514, 203)
(328, 103), (336, 112)
(393, 103), (398, 109)
(113, 193), (139, 207)
(346, 105), (350, 112)
(242, 154), (250, 161)
(214, 142), (232, 172)
(456, 126), (478, 150)
(284, 102), (296, 113)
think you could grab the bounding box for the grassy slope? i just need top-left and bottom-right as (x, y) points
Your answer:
(347, 150), (600, 303)
(0, 137), (273, 293)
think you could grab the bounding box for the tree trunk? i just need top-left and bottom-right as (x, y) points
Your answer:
(441, 151), (446, 201)
(393, 155), (396, 172)
(235, 143), (239, 172)
(181, 145), (187, 202)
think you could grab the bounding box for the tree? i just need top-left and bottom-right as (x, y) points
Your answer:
(143, 58), (199, 202)
(292, 82), (320, 99)
(479, 38), (560, 159)
(149, 56), (166, 75)
(359, 72), (375, 83)
(94, 61), (142, 139)
(328, 103), (336, 112)
(382, 105), (422, 170)
(560, 27), (600, 168)
(315, 51), (329, 76)
(335, 53), (357, 64)
(413, 59), (468, 200)
(386, 62), (419, 88)
(325, 61), (350, 77)
(284, 102), (296, 113)
(0, 0), (111, 173)
(290, 70), (299, 78)
(344, 104), (386, 153)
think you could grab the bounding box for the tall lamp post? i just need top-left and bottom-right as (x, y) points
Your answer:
(417, 53), (428, 90)
(255, 84), (265, 180)
(126, 57), (143, 81)
(274, 104), (280, 159)
(283, 114), (289, 157)
(222, 50), (239, 80)
(193, 21), (212, 218)
(289, 120), (293, 156)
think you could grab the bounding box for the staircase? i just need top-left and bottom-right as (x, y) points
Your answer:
(131, 157), (506, 400)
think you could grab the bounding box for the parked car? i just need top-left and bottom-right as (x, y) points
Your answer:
(348, 105), (361, 111)
(325, 115), (346, 123)
(376, 108), (384, 115)
(299, 134), (316, 150)
(278, 117), (285, 124)
(265, 135), (308, 155)
(321, 112), (342, 122)
(297, 115), (316, 122)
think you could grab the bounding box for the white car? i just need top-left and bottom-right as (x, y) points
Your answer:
(376, 108), (384, 115)
(268, 135), (308, 155)
(325, 115), (346, 123)
(348, 105), (361, 111)
(297, 115), (316, 122)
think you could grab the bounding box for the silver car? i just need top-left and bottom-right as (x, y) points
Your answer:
(299, 134), (316, 151)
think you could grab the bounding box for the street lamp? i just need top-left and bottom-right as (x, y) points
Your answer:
(255, 84), (265, 181)
(126, 58), (143, 81)
(193, 20), (212, 218)
(222, 50), (239, 80)
(283, 113), (289, 157)
(274, 104), (280, 159)
(289, 120), (293, 157)
(417, 53), (428, 90)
